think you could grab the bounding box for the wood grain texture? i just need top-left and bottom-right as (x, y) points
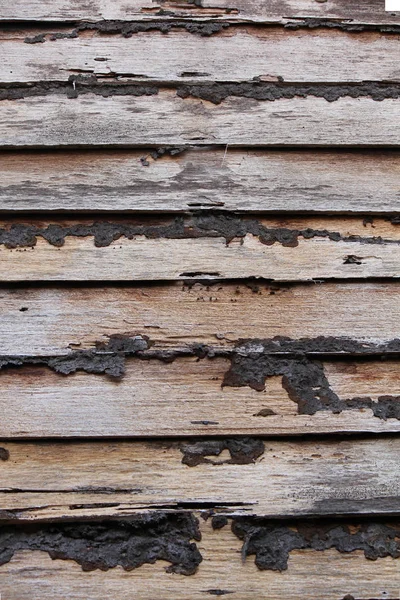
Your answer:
(1, 359), (400, 438)
(1, 93), (400, 148)
(1, 216), (400, 281)
(1, 541), (399, 600)
(1, 282), (400, 356)
(2, 0), (400, 25)
(3, 28), (400, 84)
(2, 149), (400, 213)
(1, 438), (400, 519)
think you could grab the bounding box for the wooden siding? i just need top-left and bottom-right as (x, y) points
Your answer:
(1, 2), (400, 598)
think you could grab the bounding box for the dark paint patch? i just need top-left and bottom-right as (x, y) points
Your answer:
(224, 349), (400, 420)
(177, 82), (400, 104)
(232, 518), (400, 571)
(0, 513), (202, 575)
(0, 214), (396, 248)
(285, 18), (400, 33)
(2, 81), (400, 103)
(181, 438), (265, 466)
(211, 515), (229, 530)
(0, 448), (10, 461)
(204, 591), (235, 596)
(24, 20), (229, 44)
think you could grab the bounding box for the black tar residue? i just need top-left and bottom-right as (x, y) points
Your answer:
(225, 342), (400, 420)
(24, 20), (229, 44)
(2, 81), (400, 104)
(181, 438), (265, 466)
(232, 518), (400, 571)
(21, 18), (400, 45)
(0, 513), (202, 574)
(0, 214), (397, 248)
(0, 448), (10, 461)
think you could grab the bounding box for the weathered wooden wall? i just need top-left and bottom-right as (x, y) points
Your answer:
(1, 1), (400, 598)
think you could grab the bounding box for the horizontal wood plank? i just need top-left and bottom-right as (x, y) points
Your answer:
(3, 28), (399, 84)
(1, 540), (399, 600)
(1, 92), (400, 148)
(1, 216), (400, 281)
(1, 149), (399, 213)
(2, 0), (400, 25)
(1, 358), (400, 437)
(1, 282), (400, 356)
(1, 438), (400, 518)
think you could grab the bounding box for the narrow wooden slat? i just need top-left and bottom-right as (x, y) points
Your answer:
(2, 0), (400, 25)
(1, 438), (400, 519)
(1, 216), (400, 282)
(1, 282), (400, 356)
(1, 540), (399, 600)
(1, 92), (399, 148)
(1, 358), (400, 437)
(1, 149), (399, 213)
(3, 28), (399, 84)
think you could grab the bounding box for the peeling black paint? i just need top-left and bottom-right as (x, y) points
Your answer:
(211, 516), (229, 530)
(24, 20), (229, 44)
(2, 81), (400, 103)
(140, 146), (187, 166)
(0, 448), (10, 461)
(284, 18), (400, 34)
(232, 518), (400, 571)
(204, 591), (234, 596)
(224, 348), (400, 420)
(181, 438), (265, 466)
(0, 513), (202, 574)
(0, 214), (397, 249)
(177, 82), (400, 104)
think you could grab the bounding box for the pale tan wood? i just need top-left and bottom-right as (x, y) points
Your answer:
(1, 438), (400, 519)
(1, 93), (400, 148)
(1, 149), (400, 213)
(2, 0), (400, 25)
(2, 358), (400, 438)
(1, 282), (400, 356)
(3, 28), (400, 84)
(0, 520), (400, 600)
(2, 228), (400, 281)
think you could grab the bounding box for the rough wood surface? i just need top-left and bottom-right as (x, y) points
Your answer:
(1, 149), (400, 213)
(2, 0), (400, 25)
(1, 358), (400, 438)
(1, 216), (400, 281)
(1, 93), (400, 148)
(1, 438), (400, 519)
(3, 28), (400, 84)
(1, 282), (400, 356)
(1, 542), (399, 600)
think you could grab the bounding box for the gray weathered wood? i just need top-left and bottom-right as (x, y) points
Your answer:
(1, 282), (399, 356)
(1, 93), (400, 148)
(1, 438), (400, 519)
(2, 0), (400, 25)
(3, 28), (400, 84)
(1, 149), (399, 213)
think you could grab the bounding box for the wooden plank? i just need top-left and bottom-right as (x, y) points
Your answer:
(1, 92), (400, 148)
(1, 282), (400, 356)
(1, 216), (400, 282)
(2, 0), (400, 25)
(1, 149), (399, 213)
(1, 358), (400, 438)
(1, 438), (400, 519)
(1, 536), (400, 600)
(3, 28), (400, 84)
